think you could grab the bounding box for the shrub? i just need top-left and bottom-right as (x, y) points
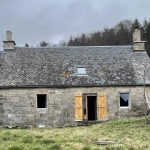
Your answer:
(49, 143), (61, 150)
(8, 146), (23, 150)
(35, 135), (43, 139)
(82, 146), (91, 150)
(22, 138), (32, 143)
(105, 145), (124, 150)
(40, 139), (55, 144)
(31, 147), (41, 150)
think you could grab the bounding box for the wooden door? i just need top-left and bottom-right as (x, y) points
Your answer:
(98, 93), (106, 119)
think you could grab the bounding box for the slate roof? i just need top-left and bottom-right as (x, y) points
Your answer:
(0, 46), (150, 87)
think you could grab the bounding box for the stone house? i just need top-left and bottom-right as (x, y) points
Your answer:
(0, 28), (150, 128)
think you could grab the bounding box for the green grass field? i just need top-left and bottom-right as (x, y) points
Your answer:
(0, 117), (150, 150)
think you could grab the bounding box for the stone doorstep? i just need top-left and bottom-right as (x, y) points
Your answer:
(82, 120), (106, 123)
(77, 120), (108, 126)
(95, 141), (119, 145)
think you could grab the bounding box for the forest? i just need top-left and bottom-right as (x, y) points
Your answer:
(26, 18), (150, 56)
(67, 19), (150, 56)
(66, 19), (150, 56)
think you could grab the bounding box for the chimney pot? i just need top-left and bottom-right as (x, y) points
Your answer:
(133, 28), (141, 41)
(6, 31), (12, 41)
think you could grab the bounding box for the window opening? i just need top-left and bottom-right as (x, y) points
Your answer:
(37, 94), (47, 108)
(120, 93), (129, 107)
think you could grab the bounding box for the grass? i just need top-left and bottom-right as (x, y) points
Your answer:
(0, 117), (150, 150)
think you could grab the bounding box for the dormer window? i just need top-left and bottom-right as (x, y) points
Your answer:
(77, 67), (87, 75)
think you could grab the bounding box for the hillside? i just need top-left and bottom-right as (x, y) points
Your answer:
(0, 117), (150, 150)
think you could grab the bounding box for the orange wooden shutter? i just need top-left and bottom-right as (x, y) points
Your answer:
(98, 93), (106, 119)
(74, 94), (83, 121)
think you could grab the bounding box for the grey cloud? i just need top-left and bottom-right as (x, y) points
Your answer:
(0, 0), (150, 49)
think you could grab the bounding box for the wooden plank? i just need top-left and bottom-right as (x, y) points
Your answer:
(98, 93), (106, 119)
(74, 94), (83, 121)
(95, 141), (119, 145)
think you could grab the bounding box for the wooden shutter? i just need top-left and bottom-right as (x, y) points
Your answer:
(98, 93), (106, 119)
(74, 94), (83, 121)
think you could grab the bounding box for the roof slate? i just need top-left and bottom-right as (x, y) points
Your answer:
(0, 46), (150, 87)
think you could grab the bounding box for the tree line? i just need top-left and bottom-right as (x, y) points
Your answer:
(66, 18), (150, 55)
(25, 18), (150, 56)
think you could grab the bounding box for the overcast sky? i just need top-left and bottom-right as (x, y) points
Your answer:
(0, 0), (150, 50)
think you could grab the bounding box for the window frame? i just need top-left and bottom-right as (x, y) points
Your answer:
(36, 94), (47, 109)
(119, 93), (130, 108)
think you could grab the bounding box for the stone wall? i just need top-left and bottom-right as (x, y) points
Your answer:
(0, 86), (149, 128)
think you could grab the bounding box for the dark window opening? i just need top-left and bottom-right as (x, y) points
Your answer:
(87, 96), (97, 120)
(37, 94), (47, 108)
(120, 93), (129, 107)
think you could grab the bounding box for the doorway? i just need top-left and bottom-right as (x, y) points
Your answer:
(83, 94), (97, 121)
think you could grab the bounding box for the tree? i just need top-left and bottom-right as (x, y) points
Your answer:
(132, 18), (142, 30)
(90, 31), (102, 45)
(145, 22), (150, 40)
(143, 58), (150, 124)
(68, 36), (74, 46)
(40, 41), (48, 47)
(73, 36), (80, 46)
(143, 18), (148, 33)
(114, 20), (133, 45)
(80, 33), (87, 46)
(25, 43), (29, 47)
(57, 40), (66, 46)
(142, 19), (150, 56)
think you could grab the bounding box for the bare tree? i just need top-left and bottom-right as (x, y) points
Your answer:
(143, 58), (150, 124)
(58, 40), (67, 46)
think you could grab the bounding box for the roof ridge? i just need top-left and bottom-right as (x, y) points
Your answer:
(15, 45), (132, 49)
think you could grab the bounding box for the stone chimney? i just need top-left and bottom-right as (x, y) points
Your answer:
(132, 27), (145, 51)
(3, 31), (16, 50)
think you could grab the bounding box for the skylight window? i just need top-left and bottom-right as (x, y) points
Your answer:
(77, 67), (87, 75)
